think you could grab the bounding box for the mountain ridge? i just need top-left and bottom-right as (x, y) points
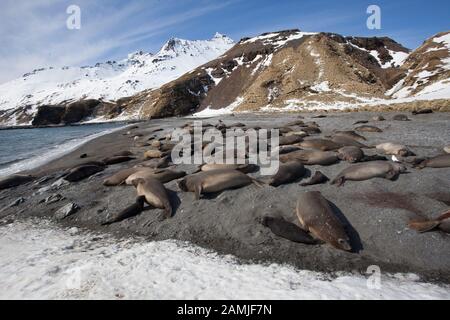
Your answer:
(0, 29), (449, 126)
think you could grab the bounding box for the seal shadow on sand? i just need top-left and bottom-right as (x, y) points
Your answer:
(328, 201), (363, 253)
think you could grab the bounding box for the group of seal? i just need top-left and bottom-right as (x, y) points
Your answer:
(2, 111), (448, 254)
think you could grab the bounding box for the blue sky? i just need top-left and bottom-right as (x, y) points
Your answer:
(0, 0), (449, 83)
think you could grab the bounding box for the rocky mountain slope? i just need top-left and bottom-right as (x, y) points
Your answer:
(1, 29), (449, 126)
(122, 29), (449, 119)
(0, 33), (234, 126)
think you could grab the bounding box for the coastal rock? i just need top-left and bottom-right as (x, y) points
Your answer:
(54, 203), (80, 220)
(40, 194), (65, 205)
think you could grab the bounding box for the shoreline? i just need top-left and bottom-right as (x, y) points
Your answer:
(1, 111), (450, 283)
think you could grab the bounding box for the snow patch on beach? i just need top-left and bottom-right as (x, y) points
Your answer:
(0, 220), (449, 300)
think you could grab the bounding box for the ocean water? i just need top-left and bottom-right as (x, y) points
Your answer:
(0, 123), (126, 176)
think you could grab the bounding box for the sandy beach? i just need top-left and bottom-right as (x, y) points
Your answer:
(1, 111), (449, 283)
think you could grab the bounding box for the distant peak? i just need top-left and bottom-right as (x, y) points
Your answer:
(212, 32), (234, 44)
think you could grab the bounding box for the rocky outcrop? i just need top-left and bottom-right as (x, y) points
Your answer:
(121, 29), (415, 117)
(31, 100), (118, 126)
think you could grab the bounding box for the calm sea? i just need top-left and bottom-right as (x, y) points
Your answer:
(0, 123), (126, 176)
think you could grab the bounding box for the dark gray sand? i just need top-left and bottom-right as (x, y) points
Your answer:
(1, 112), (449, 282)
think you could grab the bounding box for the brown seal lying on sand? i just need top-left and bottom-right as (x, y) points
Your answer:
(102, 156), (135, 165)
(280, 150), (339, 166)
(376, 143), (414, 157)
(296, 191), (352, 251)
(416, 154), (450, 169)
(267, 161), (306, 187)
(300, 171), (329, 186)
(178, 169), (262, 200)
(331, 161), (407, 186)
(103, 167), (141, 186)
(355, 125), (383, 133)
(64, 165), (104, 182)
(196, 163), (258, 174)
(132, 177), (173, 218)
(337, 146), (365, 163)
(298, 139), (342, 151)
(0, 174), (35, 190)
(126, 168), (186, 185)
(334, 130), (366, 141)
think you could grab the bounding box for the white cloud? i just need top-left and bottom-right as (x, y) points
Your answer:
(0, 0), (235, 84)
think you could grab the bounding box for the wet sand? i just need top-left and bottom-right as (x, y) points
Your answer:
(1, 111), (449, 282)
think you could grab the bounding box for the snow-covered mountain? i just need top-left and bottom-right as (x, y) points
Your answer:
(387, 31), (450, 100)
(122, 29), (449, 119)
(0, 33), (234, 126)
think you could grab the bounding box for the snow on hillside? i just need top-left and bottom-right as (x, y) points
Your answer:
(0, 33), (234, 113)
(388, 32), (450, 100)
(1, 219), (449, 300)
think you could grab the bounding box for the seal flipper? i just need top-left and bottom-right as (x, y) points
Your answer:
(261, 216), (317, 244)
(408, 220), (440, 233)
(194, 183), (203, 200)
(331, 176), (345, 186)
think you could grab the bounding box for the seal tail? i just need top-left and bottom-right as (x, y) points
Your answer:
(408, 220), (440, 233)
(330, 175), (345, 187)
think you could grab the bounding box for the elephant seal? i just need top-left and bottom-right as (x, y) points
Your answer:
(331, 136), (371, 149)
(102, 196), (145, 225)
(0, 174), (35, 190)
(64, 165), (104, 182)
(144, 149), (168, 159)
(135, 156), (170, 169)
(178, 169), (261, 200)
(285, 120), (305, 127)
(372, 115), (385, 121)
(334, 130), (366, 141)
(444, 147), (450, 154)
(102, 156), (135, 165)
(280, 150), (339, 166)
(132, 178), (172, 218)
(114, 151), (134, 157)
(296, 191), (352, 251)
(267, 161), (306, 187)
(417, 154), (450, 168)
(276, 145), (302, 155)
(279, 135), (304, 146)
(393, 114), (410, 121)
(337, 146), (365, 163)
(197, 163), (258, 174)
(261, 216), (317, 244)
(302, 126), (321, 134)
(285, 131), (308, 138)
(376, 143), (414, 157)
(331, 161), (406, 186)
(408, 210), (450, 234)
(126, 169), (186, 185)
(300, 171), (329, 186)
(103, 167), (141, 186)
(298, 139), (342, 151)
(412, 108), (433, 115)
(355, 125), (383, 133)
